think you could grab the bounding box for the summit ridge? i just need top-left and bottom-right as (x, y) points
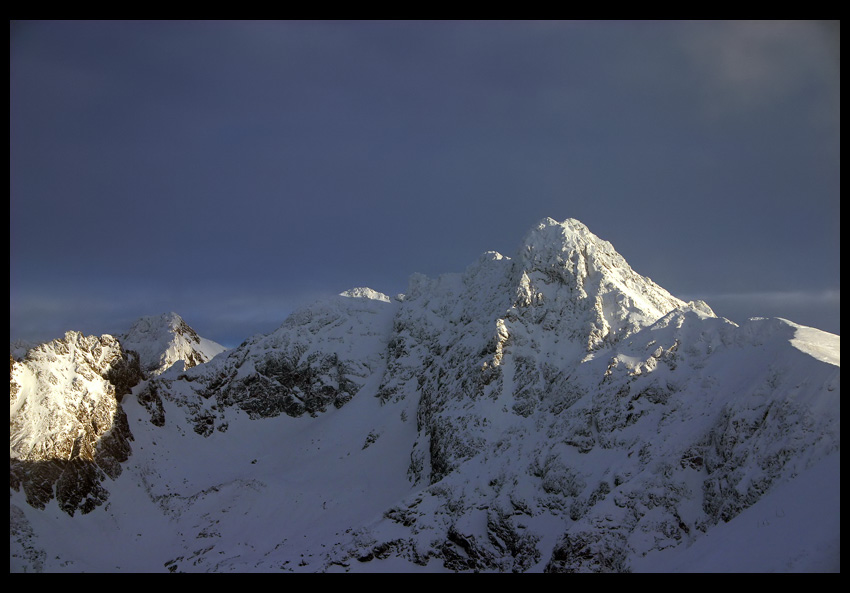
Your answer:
(512, 217), (693, 351)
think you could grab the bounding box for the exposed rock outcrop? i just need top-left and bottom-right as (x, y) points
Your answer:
(9, 332), (142, 515)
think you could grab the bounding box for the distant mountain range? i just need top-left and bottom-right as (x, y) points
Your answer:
(10, 217), (839, 572)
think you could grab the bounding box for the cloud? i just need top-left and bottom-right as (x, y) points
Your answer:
(680, 20), (839, 118)
(698, 289), (840, 306)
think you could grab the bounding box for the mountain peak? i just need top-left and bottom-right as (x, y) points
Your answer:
(513, 217), (692, 350)
(126, 311), (189, 334)
(121, 312), (226, 376)
(519, 217), (619, 268)
(340, 287), (392, 302)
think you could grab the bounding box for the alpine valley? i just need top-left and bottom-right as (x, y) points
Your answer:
(9, 218), (840, 573)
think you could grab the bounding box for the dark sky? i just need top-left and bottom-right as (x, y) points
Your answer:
(10, 21), (840, 347)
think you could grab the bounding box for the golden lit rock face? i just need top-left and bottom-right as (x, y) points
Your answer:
(9, 332), (142, 515)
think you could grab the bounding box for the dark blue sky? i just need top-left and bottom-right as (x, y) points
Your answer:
(10, 21), (840, 347)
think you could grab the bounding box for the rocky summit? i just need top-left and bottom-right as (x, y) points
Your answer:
(10, 217), (840, 572)
(120, 312), (227, 377)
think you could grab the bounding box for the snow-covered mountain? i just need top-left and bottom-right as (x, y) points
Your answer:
(120, 312), (227, 376)
(9, 313), (225, 519)
(10, 331), (142, 517)
(10, 217), (839, 572)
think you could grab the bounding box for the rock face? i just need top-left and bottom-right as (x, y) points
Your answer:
(9, 332), (143, 515)
(9, 218), (840, 572)
(9, 314), (224, 516)
(137, 289), (397, 436)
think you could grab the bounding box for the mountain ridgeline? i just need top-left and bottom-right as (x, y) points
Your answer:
(10, 218), (840, 572)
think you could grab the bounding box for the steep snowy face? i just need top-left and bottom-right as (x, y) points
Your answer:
(379, 218), (703, 486)
(9, 332), (143, 515)
(514, 217), (693, 351)
(376, 251), (518, 482)
(346, 305), (839, 573)
(137, 289), (399, 434)
(121, 312), (226, 377)
(337, 218), (838, 572)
